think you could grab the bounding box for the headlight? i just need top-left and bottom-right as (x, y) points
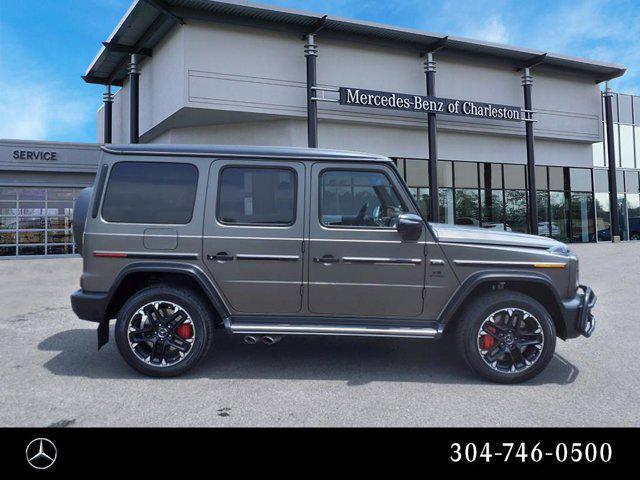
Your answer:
(548, 244), (571, 256)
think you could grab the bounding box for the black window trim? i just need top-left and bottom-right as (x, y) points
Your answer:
(318, 166), (409, 231)
(101, 161), (199, 225)
(215, 164), (298, 227)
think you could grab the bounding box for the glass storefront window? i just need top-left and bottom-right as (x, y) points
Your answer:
(439, 188), (454, 224)
(47, 245), (73, 255)
(592, 140), (605, 168)
(595, 193), (611, 241)
(625, 171), (640, 193)
(503, 165), (526, 190)
(505, 190), (528, 233)
(550, 191), (570, 242)
(0, 202), (17, 216)
(454, 162), (478, 188)
(393, 154), (633, 244)
(0, 216), (17, 229)
(617, 194), (628, 240)
(535, 166), (548, 190)
(548, 167), (566, 191)
(18, 245), (45, 256)
(617, 171), (625, 191)
(0, 187), (81, 257)
(409, 187), (430, 218)
(479, 164), (503, 189)
(620, 125), (635, 168)
(405, 159), (429, 187)
(481, 189), (505, 230)
(627, 194), (640, 240)
(570, 193), (595, 242)
(0, 187), (17, 201)
(19, 230), (45, 244)
(0, 231), (16, 244)
(536, 191), (550, 237)
(18, 188), (45, 201)
(454, 189), (479, 226)
(437, 161), (453, 188)
(570, 168), (592, 192)
(593, 169), (610, 192)
(19, 217), (46, 229)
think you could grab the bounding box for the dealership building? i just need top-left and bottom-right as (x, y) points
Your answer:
(2, 0), (640, 258)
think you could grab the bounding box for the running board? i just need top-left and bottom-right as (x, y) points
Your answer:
(227, 319), (442, 339)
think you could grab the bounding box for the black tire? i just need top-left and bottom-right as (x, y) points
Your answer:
(456, 291), (556, 384)
(115, 285), (214, 377)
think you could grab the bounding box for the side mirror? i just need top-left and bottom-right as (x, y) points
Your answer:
(397, 213), (423, 241)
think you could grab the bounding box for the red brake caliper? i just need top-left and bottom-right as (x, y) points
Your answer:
(481, 324), (496, 350)
(176, 324), (193, 339)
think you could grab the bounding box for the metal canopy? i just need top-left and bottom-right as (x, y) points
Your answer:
(84, 0), (626, 85)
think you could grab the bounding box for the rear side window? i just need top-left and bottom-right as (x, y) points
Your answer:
(217, 167), (296, 225)
(102, 162), (198, 224)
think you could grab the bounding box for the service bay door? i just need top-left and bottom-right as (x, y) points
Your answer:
(308, 163), (426, 318)
(203, 160), (305, 314)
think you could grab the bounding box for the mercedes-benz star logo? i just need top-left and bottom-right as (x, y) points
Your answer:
(25, 438), (57, 470)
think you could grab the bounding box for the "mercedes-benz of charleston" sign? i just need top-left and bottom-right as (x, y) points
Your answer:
(339, 87), (522, 122)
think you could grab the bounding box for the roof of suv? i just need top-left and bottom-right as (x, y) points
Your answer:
(101, 144), (393, 163)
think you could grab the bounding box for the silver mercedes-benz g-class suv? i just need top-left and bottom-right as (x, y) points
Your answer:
(71, 144), (596, 383)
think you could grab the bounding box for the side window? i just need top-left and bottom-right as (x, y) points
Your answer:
(217, 167), (296, 225)
(102, 162), (198, 224)
(320, 170), (408, 228)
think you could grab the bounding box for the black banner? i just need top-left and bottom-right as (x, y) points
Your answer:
(339, 86), (523, 121)
(0, 428), (635, 474)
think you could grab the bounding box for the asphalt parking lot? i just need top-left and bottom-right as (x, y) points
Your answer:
(1, 242), (639, 427)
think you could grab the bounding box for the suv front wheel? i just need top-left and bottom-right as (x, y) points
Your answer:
(115, 286), (214, 377)
(456, 291), (556, 384)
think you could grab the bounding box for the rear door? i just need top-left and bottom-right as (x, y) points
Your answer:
(203, 160), (305, 314)
(308, 163), (426, 318)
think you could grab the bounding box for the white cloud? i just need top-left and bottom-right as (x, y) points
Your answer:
(0, 80), (94, 141)
(463, 14), (510, 44)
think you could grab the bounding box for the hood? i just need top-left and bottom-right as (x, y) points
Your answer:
(429, 223), (565, 250)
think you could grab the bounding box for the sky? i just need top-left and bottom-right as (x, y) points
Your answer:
(0, 0), (638, 143)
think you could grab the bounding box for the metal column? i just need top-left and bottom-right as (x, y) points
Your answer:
(603, 83), (620, 242)
(305, 34), (318, 148)
(425, 52), (439, 222)
(522, 68), (538, 235)
(128, 54), (140, 144)
(103, 85), (113, 144)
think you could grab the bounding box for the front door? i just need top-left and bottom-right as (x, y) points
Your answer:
(308, 163), (426, 318)
(203, 160), (305, 314)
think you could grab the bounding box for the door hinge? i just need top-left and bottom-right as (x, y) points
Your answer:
(422, 287), (426, 299)
(300, 284), (304, 296)
(301, 241), (305, 253)
(424, 243), (429, 256)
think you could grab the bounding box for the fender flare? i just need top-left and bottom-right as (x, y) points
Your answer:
(104, 261), (230, 321)
(437, 270), (563, 325)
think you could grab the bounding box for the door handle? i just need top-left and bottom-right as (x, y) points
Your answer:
(313, 255), (340, 264)
(207, 252), (234, 262)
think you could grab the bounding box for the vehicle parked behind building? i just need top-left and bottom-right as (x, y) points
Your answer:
(71, 145), (597, 383)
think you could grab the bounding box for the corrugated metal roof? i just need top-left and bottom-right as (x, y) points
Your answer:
(84, 0), (626, 86)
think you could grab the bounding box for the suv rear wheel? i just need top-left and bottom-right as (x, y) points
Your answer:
(115, 286), (213, 377)
(456, 291), (556, 384)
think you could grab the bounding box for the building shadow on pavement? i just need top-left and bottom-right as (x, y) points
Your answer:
(39, 327), (579, 386)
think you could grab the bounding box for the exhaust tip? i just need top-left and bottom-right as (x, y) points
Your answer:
(243, 335), (258, 345)
(262, 335), (281, 345)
